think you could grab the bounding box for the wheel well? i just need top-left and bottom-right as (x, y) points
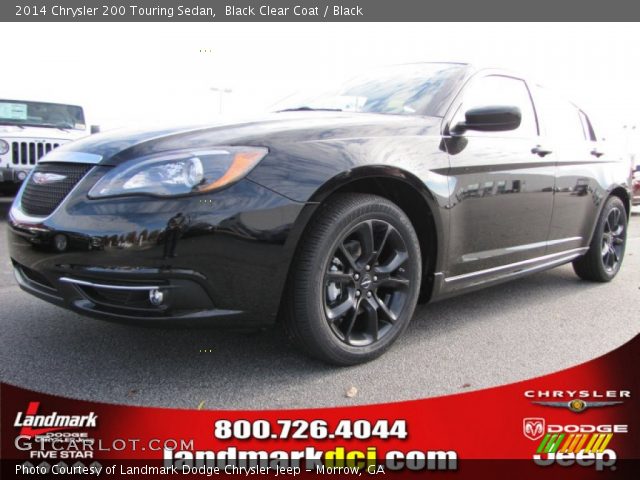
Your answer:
(330, 177), (438, 302)
(610, 187), (631, 218)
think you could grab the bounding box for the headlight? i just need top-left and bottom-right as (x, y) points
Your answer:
(88, 147), (268, 198)
(0, 139), (9, 155)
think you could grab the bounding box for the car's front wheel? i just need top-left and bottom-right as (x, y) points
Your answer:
(283, 193), (422, 365)
(572, 195), (627, 282)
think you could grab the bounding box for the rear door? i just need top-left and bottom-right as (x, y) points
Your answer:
(534, 87), (605, 253)
(443, 74), (555, 279)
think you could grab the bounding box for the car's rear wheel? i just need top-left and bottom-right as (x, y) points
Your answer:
(283, 193), (422, 365)
(572, 196), (627, 282)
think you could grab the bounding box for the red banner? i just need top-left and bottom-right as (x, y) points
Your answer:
(2, 335), (639, 478)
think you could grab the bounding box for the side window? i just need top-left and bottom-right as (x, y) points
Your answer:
(452, 75), (538, 138)
(536, 87), (586, 142)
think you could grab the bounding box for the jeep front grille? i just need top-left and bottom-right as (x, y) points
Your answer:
(12, 141), (61, 165)
(20, 163), (92, 216)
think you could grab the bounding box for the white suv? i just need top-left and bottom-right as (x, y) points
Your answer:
(0, 99), (91, 189)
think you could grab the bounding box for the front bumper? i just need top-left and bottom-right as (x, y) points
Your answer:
(8, 173), (307, 327)
(12, 261), (248, 327)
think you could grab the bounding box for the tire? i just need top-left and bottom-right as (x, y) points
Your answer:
(572, 196), (627, 282)
(283, 193), (422, 365)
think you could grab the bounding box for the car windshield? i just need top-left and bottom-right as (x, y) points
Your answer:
(275, 63), (466, 116)
(0, 99), (85, 130)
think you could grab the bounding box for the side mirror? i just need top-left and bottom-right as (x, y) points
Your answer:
(452, 106), (521, 134)
(90, 125), (101, 134)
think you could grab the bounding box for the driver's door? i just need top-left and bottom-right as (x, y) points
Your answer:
(443, 74), (555, 282)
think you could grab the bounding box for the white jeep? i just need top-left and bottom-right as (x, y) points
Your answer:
(0, 99), (94, 191)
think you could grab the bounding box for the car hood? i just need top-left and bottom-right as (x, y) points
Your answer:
(49, 112), (442, 166)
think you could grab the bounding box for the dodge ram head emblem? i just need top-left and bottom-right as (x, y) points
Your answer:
(523, 418), (545, 440)
(32, 172), (67, 185)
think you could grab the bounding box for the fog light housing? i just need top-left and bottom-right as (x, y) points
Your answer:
(53, 234), (68, 252)
(149, 289), (165, 306)
(17, 171), (28, 181)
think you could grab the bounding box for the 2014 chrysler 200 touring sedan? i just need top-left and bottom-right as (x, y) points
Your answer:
(8, 63), (632, 365)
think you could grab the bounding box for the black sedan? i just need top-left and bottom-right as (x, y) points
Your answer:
(8, 63), (632, 364)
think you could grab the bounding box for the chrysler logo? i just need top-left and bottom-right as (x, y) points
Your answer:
(532, 400), (623, 413)
(33, 172), (67, 185)
(360, 274), (373, 289)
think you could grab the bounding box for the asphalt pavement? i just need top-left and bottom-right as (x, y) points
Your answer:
(1, 195), (638, 410)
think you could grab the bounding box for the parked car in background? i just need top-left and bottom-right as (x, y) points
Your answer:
(7, 63), (632, 365)
(0, 99), (96, 193)
(633, 167), (640, 206)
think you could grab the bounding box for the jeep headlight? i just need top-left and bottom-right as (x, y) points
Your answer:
(88, 147), (268, 198)
(0, 139), (9, 155)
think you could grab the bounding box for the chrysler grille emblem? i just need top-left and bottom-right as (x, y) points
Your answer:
(32, 172), (67, 185)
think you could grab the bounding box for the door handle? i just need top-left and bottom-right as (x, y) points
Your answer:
(531, 145), (553, 157)
(590, 148), (604, 158)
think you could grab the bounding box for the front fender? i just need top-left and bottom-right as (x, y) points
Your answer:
(248, 135), (453, 290)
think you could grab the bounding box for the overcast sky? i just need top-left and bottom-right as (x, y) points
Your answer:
(1, 22), (638, 153)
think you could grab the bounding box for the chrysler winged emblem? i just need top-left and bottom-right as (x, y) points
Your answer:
(523, 417), (545, 441)
(33, 172), (67, 185)
(532, 399), (623, 413)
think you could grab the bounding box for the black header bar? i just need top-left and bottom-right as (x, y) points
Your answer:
(4, 0), (640, 22)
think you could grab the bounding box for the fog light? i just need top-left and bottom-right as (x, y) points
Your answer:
(17, 171), (28, 181)
(149, 289), (165, 306)
(53, 234), (68, 252)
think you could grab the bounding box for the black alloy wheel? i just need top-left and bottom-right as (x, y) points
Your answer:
(283, 193), (422, 365)
(600, 206), (625, 273)
(573, 196), (627, 282)
(324, 219), (412, 347)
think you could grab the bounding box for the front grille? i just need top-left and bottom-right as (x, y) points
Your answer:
(20, 163), (92, 216)
(12, 141), (61, 165)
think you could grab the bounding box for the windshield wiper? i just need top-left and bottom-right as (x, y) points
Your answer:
(31, 122), (74, 131)
(277, 106), (343, 112)
(0, 121), (25, 129)
(0, 121), (74, 131)
(52, 123), (74, 131)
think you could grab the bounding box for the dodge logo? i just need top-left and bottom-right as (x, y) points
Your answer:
(33, 172), (67, 185)
(523, 417), (545, 441)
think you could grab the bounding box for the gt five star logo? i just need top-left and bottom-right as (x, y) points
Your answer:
(14, 402), (98, 437)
